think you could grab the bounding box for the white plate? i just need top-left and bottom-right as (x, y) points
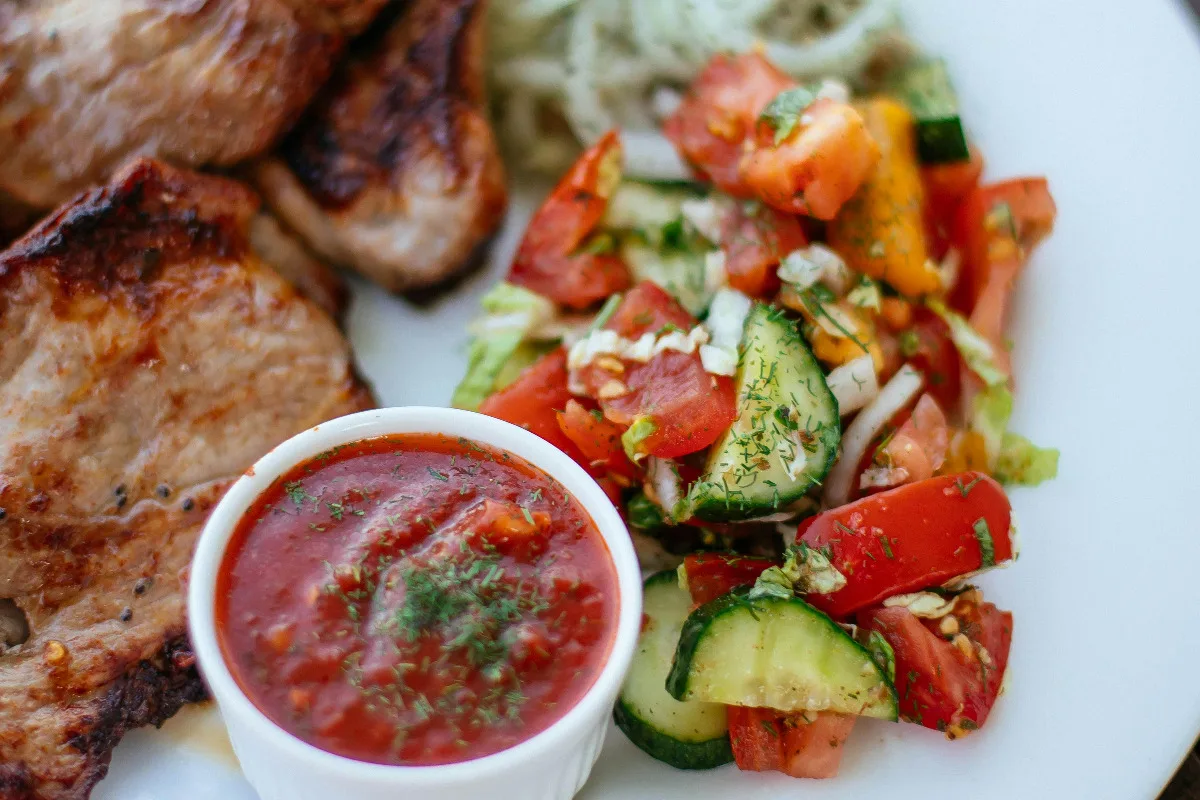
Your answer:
(94, 1), (1200, 797)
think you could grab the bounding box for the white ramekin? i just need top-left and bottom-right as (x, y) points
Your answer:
(188, 407), (642, 800)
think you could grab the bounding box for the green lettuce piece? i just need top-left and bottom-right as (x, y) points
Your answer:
(969, 383), (1013, 466)
(995, 432), (1060, 486)
(927, 298), (1007, 388)
(451, 283), (555, 410)
(748, 542), (847, 602)
(621, 416), (657, 463)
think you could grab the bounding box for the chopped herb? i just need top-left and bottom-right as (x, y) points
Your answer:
(954, 475), (983, 497)
(758, 86), (817, 144)
(972, 517), (996, 567)
(427, 467), (449, 482)
(878, 534), (895, 559)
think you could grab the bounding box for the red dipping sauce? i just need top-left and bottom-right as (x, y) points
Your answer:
(216, 434), (619, 766)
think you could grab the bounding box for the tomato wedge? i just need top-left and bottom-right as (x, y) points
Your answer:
(903, 306), (963, 410)
(922, 144), (984, 261)
(478, 348), (589, 466)
(604, 280), (694, 337)
(577, 282), (738, 459)
(720, 201), (808, 297)
(951, 177), (1056, 315)
(555, 398), (638, 481)
(741, 97), (880, 220)
(795, 472), (1013, 620)
(874, 393), (949, 486)
(728, 707), (856, 778)
(858, 589), (1012, 737)
(508, 131), (631, 309)
(679, 553), (778, 606)
(663, 53), (794, 195)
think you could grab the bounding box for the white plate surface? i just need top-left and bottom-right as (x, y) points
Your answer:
(95, 1), (1200, 797)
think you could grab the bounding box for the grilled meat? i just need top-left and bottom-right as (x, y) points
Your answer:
(0, 158), (373, 800)
(0, 0), (389, 209)
(253, 0), (508, 294)
(248, 212), (346, 318)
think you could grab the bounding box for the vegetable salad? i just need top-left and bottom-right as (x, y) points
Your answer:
(454, 47), (1057, 780)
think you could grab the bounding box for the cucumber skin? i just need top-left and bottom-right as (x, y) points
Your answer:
(689, 305), (840, 522)
(892, 58), (970, 164)
(614, 571), (734, 771)
(612, 700), (733, 770)
(666, 591), (746, 703)
(915, 118), (969, 164)
(665, 590), (898, 720)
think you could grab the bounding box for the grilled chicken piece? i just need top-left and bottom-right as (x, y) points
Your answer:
(0, 158), (373, 800)
(253, 0), (508, 294)
(0, 0), (389, 209)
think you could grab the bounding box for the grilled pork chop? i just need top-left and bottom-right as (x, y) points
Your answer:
(253, 0), (508, 294)
(0, 0), (389, 209)
(0, 158), (373, 800)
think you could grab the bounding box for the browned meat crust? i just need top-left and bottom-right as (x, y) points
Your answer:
(0, 0), (390, 209)
(254, 0), (508, 294)
(0, 158), (373, 800)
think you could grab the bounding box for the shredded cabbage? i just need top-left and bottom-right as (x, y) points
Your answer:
(452, 283), (556, 410)
(927, 298), (1007, 388)
(995, 432), (1060, 487)
(969, 384), (1014, 466)
(969, 383), (1059, 484)
(488, 0), (905, 175)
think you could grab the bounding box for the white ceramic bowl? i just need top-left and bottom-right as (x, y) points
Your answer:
(188, 407), (643, 800)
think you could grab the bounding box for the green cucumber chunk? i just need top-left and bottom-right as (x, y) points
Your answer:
(666, 591), (898, 720)
(618, 237), (711, 317)
(614, 572), (733, 770)
(689, 304), (840, 521)
(605, 179), (716, 316)
(603, 179), (706, 234)
(892, 58), (969, 164)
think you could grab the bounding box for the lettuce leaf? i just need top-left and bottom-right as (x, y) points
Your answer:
(927, 298), (1007, 388)
(451, 283), (555, 410)
(995, 431), (1060, 486)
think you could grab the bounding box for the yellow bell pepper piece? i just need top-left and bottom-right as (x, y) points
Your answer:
(827, 98), (940, 298)
(808, 304), (884, 373)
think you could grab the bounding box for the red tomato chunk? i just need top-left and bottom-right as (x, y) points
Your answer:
(858, 589), (1012, 737)
(577, 282), (738, 459)
(796, 472), (1013, 620)
(216, 434), (619, 766)
(728, 707), (856, 779)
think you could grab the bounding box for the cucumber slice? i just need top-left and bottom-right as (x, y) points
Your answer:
(689, 304), (840, 521)
(666, 591), (898, 720)
(891, 58), (969, 164)
(604, 180), (706, 234)
(619, 236), (711, 317)
(614, 572), (733, 770)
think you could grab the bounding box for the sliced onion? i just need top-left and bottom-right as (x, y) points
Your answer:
(706, 287), (752, 351)
(823, 364), (923, 508)
(647, 457), (685, 520)
(825, 355), (878, 416)
(621, 130), (691, 180)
